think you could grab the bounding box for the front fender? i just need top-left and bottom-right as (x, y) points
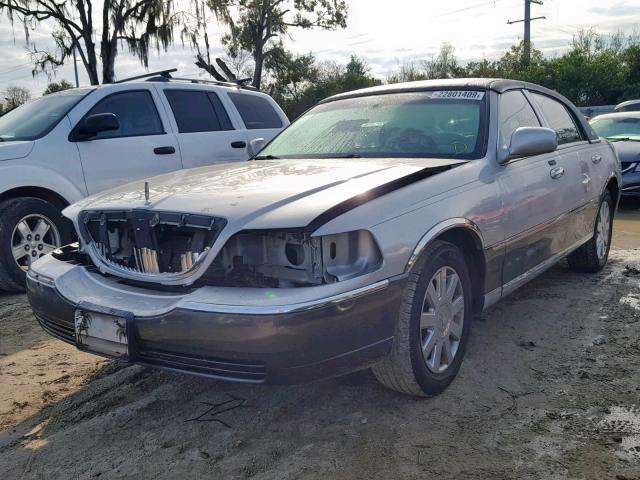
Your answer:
(404, 218), (484, 272)
(0, 164), (86, 205)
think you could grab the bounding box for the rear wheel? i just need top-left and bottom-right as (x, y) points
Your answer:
(372, 240), (473, 397)
(567, 191), (613, 273)
(0, 198), (70, 292)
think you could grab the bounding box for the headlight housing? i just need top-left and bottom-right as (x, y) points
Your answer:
(201, 230), (382, 287)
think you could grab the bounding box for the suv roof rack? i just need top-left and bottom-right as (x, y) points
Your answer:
(114, 68), (257, 90)
(114, 68), (178, 84)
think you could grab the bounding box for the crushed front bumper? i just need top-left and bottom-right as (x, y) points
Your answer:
(26, 254), (404, 384)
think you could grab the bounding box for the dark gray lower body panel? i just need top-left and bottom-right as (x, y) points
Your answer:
(27, 275), (405, 384)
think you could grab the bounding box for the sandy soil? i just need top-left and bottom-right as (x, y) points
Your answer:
(1, 239), (639, 478)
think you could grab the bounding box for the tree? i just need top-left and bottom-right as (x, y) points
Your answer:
(215, 0), (348, 89)
(43, 80), (74, 95)
(423, 43), (463, 79)
(0, 0), (206, 84)
(3, 85), (31, 109)
(269, 54), (380, 119)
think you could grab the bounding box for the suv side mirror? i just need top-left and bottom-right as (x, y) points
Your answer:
(500, 126), (558, 163)
(74, 113), (120, 140)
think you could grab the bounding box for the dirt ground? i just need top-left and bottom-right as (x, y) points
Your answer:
(1, 207), (639, 480)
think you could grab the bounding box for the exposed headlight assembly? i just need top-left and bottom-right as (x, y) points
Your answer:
(202, 230), (382, 288)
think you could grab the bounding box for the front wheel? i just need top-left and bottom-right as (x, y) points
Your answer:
(372, 240), (473, 397)
(0, 198), (70, 292)
(567, 191), (613, 273)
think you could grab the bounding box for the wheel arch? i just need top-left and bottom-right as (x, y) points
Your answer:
(405, 219), (486, 313)
(0, 186), (71, 211)
(605, 176), (620, 207)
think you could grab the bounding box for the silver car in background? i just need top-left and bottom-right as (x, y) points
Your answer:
(27, 79), (620, 397)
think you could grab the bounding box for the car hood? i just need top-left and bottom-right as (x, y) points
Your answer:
(611, 141), (640, 164)
(65, 158), (465, 230)
(0, 141), (34, 161)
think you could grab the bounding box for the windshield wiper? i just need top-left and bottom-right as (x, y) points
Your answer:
(607, 137), (640, 142)
(330, 154), (362, 159)
(254, 154), (280, 160)
(0, 137), (5, 142)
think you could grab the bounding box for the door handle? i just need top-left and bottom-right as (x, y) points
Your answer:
(231, 141), (247, 149)
(591, 154), (602, 164)
(550, 166), (565, 179)
(153, 146), (175, 155)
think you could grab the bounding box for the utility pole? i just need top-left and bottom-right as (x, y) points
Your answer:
(72, 45), (79, 88)
(507, 0), (545, 66)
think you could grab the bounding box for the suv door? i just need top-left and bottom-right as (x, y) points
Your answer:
(71, 89), (182, 194)
(161, 88), (250, 169)
(528, 91), (598, 246)
(226, 91), (286, 149)
(496, 90), (569, 288)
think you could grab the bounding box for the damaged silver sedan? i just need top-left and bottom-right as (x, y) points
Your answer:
(27, 79), (621, 396)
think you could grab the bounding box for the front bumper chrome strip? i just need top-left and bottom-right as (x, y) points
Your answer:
(178, 279), (391, 316)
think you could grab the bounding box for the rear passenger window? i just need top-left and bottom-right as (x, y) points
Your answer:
(499, 90), (541, 148)
(164, 90), (233, 133)
(228, 92), (283, 129)
(530, 92), (582, 145)
(87, 91), (164, 139)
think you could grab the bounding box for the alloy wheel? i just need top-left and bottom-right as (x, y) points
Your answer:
(595, 200), (611, 261)
(420, 266), (465, 373)
(11, 214), (61, 271)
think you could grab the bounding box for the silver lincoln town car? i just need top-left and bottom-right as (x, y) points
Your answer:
(27, 79), (621, 397)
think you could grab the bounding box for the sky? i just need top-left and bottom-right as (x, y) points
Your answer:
(0, 0), (639, 97)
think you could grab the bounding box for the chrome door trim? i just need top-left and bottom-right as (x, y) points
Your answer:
(405, 218), (484, 273)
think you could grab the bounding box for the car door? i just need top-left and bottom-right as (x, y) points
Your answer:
(160, 87), (250, 169)
(72, 88), (182, 195)
(495, 90), (569, 287)
(528, 91), (599, 247)
(225, 91), (288, 150)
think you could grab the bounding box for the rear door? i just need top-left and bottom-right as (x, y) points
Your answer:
(225, 91), (288, 151)
(159, 87), (250, 169)
(528, 91), (598, 246)
(71, 88), (182, 195)
(496, 90), (569, 286)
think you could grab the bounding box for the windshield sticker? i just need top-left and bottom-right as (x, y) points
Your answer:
(431, 91), (485, 100)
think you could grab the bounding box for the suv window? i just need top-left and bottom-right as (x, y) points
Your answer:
(228, 92), (283, 130)
(164, 90), (233, 133)
(530, 92), (582, 145)
(87, 90), (163, 139)
(499, 90), (541, 148)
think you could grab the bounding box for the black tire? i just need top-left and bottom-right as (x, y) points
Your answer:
(372, 240), (473, 397)
(567, 191), (613, 273)
(0, 198), (71, 292)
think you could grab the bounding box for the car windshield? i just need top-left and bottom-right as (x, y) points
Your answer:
(258, 91), (488, 160)
(0, 89), (91, 141)
(590, 116), (640, 141)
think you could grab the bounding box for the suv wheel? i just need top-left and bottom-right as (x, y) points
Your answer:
(567, 191), (613, 273)
(0, 198), (70, 292)
(372, 240), (473, 396)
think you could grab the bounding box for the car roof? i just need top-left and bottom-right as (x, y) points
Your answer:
(614, 99), (640, 111)
(590, 111), (640, 121)
(320, 78), (568, 103)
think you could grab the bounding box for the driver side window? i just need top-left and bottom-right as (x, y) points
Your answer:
(85, 91), (164, 139)
(499, 90), (541, 149)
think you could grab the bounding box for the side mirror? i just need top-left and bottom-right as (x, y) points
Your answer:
(75, 113), (120, 140)
(248, 138), (266, 157)
(500, 126), (558, 163)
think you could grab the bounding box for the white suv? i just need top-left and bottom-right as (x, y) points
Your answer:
(0, 70), (288, 291)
